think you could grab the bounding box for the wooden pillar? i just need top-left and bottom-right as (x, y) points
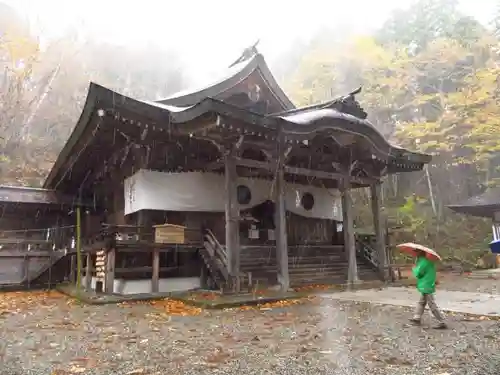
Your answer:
(200, 264), (208, 289)
(224, 152), (240, 290)
(85, 252), (92, 290)
(274, 134), (289, 291)
(341, 178), (358, 287)
(24, 256), (31, 285)
(69, 255), (76, 283)
(152, 248), (160, 293)
(104, 248), (115, 294)
(371, 182), (388, 280)
(137, 210), (151, 241)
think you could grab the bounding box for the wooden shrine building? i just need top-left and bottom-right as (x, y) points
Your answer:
(449, 188), (500, 242)
(2, 46), (431, 293)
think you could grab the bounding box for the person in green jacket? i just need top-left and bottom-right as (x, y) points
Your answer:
(409, 250), (447, 329)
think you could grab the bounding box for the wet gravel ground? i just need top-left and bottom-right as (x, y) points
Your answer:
(1, 289), (500, 375)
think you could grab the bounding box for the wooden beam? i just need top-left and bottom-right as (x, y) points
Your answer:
(285, 165), (347, 182)
(115, 266), (188, 274)
(341, 178), (358, 287)
(111, 245), (199, 253)
(23, 256), (31, 284)
(69, 255), (76, 284)
(92, 142), (130, 183)
(132, 144), (151, 170)
(231, 157), (374, 185)
(274, 133), (289, 291)
(200, 264), (209, 289)
(85, 252), (92, 291)
(152, 248), (160, 293)
(104, 248), (115, 293)
(205, 159), (224, 171)
(371, 182), (388, 280)
(224, 151), (240, 290)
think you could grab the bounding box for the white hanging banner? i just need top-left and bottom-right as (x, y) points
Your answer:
(124, 170), (342, 221)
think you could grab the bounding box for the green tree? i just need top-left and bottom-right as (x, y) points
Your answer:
(288, 24), (494, 255)
(375, 0), (482, 51)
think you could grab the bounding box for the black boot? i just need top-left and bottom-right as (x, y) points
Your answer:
(433, 322), (447, 329)
(409, 318), (421, 325)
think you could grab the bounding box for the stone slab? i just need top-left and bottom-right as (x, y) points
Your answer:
(322, 286), (500, 317)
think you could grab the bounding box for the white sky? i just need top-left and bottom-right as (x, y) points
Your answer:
(3, 0), (497, 83)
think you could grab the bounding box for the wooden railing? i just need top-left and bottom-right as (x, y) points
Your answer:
(355, 234), (379, 270)
(0, 226), (77, 252)
(97, 224), (154, 247)
(355, 234), (401, 281)
(205, 229), (228, 267)
(92, 223), (204, 249)
(202, 229), (229, 283)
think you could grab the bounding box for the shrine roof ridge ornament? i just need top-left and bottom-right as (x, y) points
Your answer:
(228, 40), (261, 68)
(155, 40), (294, 111)
(273, 87), (367, 120)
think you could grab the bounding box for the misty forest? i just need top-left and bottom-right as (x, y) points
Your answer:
(1, 0), (499, 263)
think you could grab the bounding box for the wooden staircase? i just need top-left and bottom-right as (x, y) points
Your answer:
(239, 244), (380, 287)
(201, 230), (230, 290)
(200, 233), (382, 291)
(289, 245), (380, 286)
(240, 246), (278, 287)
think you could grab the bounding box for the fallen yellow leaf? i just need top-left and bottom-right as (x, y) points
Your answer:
(126, 369), (145, 375)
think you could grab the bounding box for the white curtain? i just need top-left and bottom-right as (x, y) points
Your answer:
(124, 170), (342, 221)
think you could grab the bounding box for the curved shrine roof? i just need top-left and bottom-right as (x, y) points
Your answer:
(277, 105), (428, 166)
(43, 49), (431, 191)
(156, 53), (295, 111)
(448, 188), (500, 218)
(44, 81), (431, 191)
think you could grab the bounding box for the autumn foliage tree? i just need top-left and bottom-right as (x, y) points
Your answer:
(0, 3), (185, 186)
(287, 0), (498, 256)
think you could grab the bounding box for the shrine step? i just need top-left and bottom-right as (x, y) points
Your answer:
(290, 268), (380, 286)
(236, 245), (382, 288)
(239, 245), (345, 259)
(241, 253), (346, 262)
(289, 255), (381, 286)
(290, 275), (347, 286)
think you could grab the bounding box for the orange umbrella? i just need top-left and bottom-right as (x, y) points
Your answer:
(396, 243), (442, 262)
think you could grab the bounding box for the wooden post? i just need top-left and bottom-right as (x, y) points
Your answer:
(371, 182), (388, 280)
(24, 256), (31, 286)
(69, 255), (76, 283)
(224, 151), (240, 291)
(152, 248), (160, 293)
(341, 178), (358, 287)
(104, 248), (115, 294)
(137, 210), (147, 241)
(200, 264), (208, 289)
(76, 206), (82, 290)
(274, 134), (289, 291)
(85, 252), (92, 290)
